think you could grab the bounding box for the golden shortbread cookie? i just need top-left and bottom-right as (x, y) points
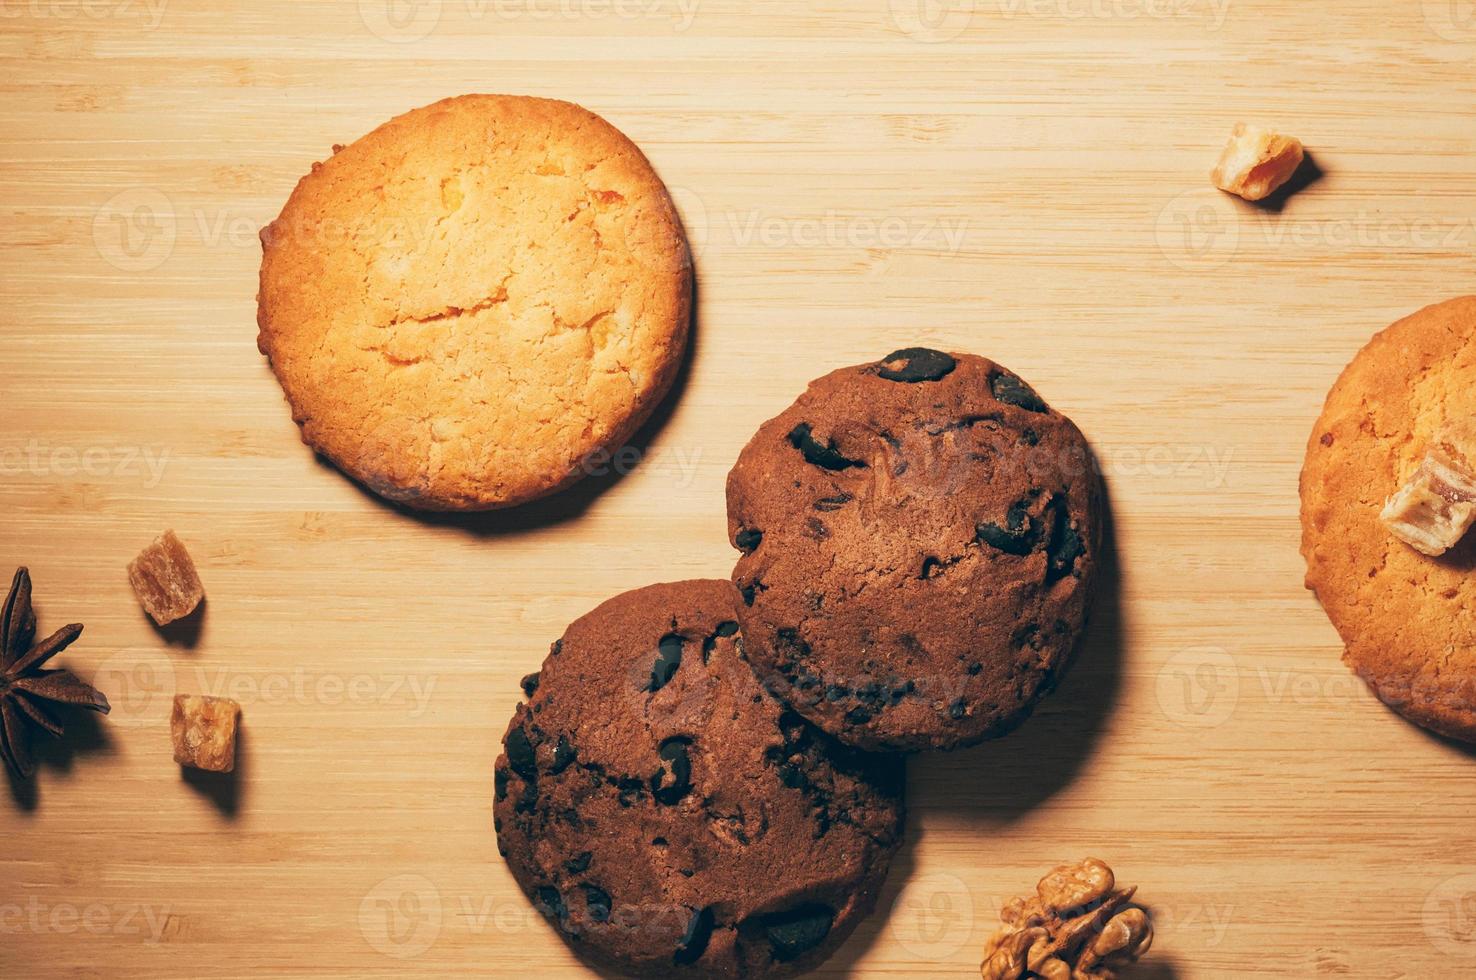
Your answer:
(1300, 296), (1476, 741)
(258, 95), (691, 510)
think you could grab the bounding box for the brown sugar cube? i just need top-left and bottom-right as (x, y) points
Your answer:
(171, 694), (240, 773)
(1211, 123), (1305, 201)
(127, 530), (204, 625)
(1381, 418), (1476, 556)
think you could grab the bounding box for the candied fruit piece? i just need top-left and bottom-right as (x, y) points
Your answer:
(171, 694), (240, 773)
(1211, 123), (1305, 201)
(1382, 418), (1476, 556)
(127, 530), (204, 625)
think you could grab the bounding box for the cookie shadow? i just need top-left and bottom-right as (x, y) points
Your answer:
(1239, 149), (1325, 214)
(4, 707), (116, 813)
(180, 722), (247, 818)
(147, 597), (206, 650)
(331, 269), (700, 538)
(910, 475), (1125, 824)
(820, 812), (922, 976)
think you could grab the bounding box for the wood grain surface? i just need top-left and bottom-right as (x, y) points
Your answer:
(3, 1), (1475, 976)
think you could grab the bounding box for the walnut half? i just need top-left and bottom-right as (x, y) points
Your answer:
(1381, 417), (1476, 556)
(981, 858), (1152, 980)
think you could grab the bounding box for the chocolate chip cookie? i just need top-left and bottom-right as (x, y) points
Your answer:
(726, 349), (1102, 752)
(1301, 296), (1476, 742)
(258, 95), (691, 511)
(494, 580), (905, 978)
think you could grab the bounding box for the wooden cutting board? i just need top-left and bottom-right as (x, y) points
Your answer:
(3, 2), (1475, 976)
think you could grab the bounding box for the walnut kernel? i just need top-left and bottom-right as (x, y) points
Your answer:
(982, 858), (1152, 980)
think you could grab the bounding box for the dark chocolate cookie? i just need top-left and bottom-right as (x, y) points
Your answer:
(493, 580), (905, 979)
(726, 349), (1102, 752)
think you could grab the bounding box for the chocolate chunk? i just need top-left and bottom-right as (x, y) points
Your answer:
(876, 347), (957, 383)
(649, 633), (685, 691)
(565, 852), (592, 874)
(520, 672), (541, 698)
(814, 492), (853, 512)
(761, 904), (835, 962)
(674, 906), (715, 965)
(534, 886), (567, 925)
(494, 767), (510, 801)
(977, 493), (1046, 556)
(1045, 500), (1085, 583)
(736, 528), (763, 552)
(550, 638), (563, 656)
(919, 556), (943, 580)
(949, 697), (968, 720)
(990, 371), (1048, 413)
(506, 726), (538, 780)
(652, 737), (693, 805)
(787, 423), (866, 471)
(582, 885), (611, 923)
(550, 736), (576, 774)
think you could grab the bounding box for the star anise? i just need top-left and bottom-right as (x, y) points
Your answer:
(0, 567), (110, 778)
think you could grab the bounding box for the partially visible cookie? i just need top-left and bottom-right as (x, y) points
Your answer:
(1300, 296), (1476, 742)
(493, 580), (905, 979)
(258, 95), (691, 510)
(726, 349), (1102, 752)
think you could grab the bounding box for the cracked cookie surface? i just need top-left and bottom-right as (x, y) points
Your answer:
(1301, 296), (1476, 742)
(494, 580), (904, 979)
(257, 95), (691, 510)
(727, 350), (1102, 752)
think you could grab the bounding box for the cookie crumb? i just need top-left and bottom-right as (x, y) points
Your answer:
(171, 694), (240, 773)
(1211, 123), (1305, 201)
(127, 530), (204, 626)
